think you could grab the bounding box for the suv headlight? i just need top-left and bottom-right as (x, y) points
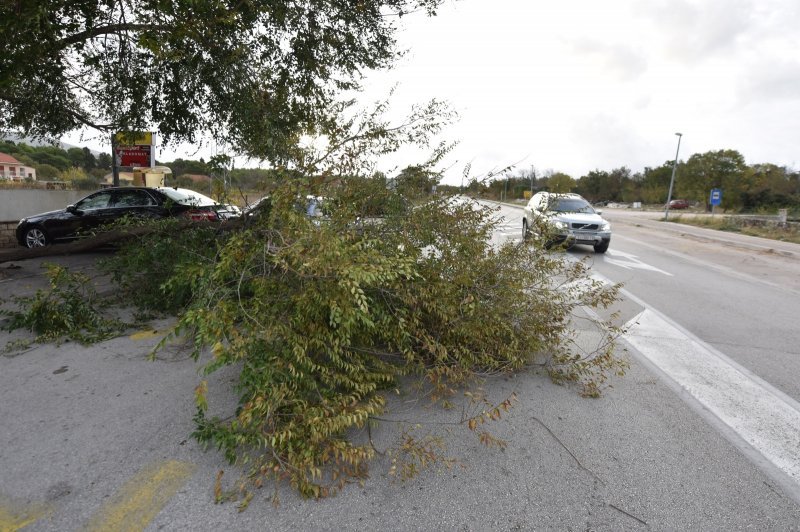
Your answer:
(552, 220), (568, 230)
(600, 221), (611, 231)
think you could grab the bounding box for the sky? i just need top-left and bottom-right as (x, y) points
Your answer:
(67, 0), (800, 186)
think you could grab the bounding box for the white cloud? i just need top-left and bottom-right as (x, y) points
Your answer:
(64, 0), (800, 184)
(362, 0), (800, 184)
(639, 0), (755, 59)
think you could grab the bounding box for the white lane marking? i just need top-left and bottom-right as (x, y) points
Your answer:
(603, 249), (673, 276)
(581, 270), (800, 500)
(612, 232), (800, 297)
(625, 306), (800, 493)
(505, 201), (800, 492)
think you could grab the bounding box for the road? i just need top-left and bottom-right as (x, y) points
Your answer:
(2, 207), (800, 530)
(492, 201), (800, 503)
(493, 202), (800, 400)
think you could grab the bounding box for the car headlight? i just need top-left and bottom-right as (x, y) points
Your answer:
(552, 220), (568, 230)
(600, 221), (611, 231)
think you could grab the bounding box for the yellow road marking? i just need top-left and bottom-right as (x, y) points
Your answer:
(85, 460), (195, 532)
(129, 329), (162, 341)
(0, 497), (51, 532)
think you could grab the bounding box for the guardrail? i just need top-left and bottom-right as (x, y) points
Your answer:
(735, 209), (797, 227)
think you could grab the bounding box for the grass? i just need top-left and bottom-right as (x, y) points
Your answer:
(669, 214), (800, 245)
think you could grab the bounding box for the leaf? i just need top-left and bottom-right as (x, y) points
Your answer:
(194, 380), (208, 412)
(214, 470), (224, 503)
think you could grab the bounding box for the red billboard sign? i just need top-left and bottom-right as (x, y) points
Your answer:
(116, 145), (152, 167)
(114, 131), (155, 168)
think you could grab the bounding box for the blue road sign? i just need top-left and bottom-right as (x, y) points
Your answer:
(710, 188), (722, 206)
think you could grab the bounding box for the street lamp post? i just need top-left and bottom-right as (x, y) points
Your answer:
(665, 132), (683, 221)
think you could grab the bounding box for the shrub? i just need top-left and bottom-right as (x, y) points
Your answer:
(154, 180), (624, 500)
(98, 218), (226, 314)
(1, 263), (125, 345)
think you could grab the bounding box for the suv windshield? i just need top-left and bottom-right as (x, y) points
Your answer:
(550, 198), (594, 214)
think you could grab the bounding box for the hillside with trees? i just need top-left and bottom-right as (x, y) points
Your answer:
(0, 139), (110, 188)
(464, 151), (799, 213)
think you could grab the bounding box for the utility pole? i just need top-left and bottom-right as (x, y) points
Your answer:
(665, 132), (683, 221)
(111, 133), (119, 187)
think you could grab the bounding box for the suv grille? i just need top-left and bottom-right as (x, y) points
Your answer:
(570, 223), (599, 230)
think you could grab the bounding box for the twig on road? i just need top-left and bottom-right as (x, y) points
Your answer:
(608, 503), (648, 526)
(530, 414), (605, 486)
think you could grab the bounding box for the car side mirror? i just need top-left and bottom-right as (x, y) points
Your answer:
(596, 209), (603, 215)
(66, 205), (83, 215)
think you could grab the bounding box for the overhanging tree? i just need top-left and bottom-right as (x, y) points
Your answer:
(0, 0), (442, 162)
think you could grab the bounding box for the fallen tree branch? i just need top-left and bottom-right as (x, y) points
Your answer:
(0, 219), (244, 264)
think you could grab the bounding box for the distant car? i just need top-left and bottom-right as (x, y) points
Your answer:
(218, 204), (242, 220)
(305, 195), (330, 219)
(666, 199), (690, 209)
(522, 192), (611, 253)
(16, 186), (225, 248)
(242, 196), (271, 217)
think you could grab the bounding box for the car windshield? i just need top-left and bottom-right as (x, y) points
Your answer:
(157, 187), (217, 207)
(550, 198), (594, 214)
(302, 196), (332, 217)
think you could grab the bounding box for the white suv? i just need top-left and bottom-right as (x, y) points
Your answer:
(522, 192), (611, 253)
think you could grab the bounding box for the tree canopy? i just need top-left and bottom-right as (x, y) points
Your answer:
(468, 150), (799, 212)
(0, 0), (442, 163)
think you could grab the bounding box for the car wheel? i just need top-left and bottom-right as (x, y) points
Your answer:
(522, 219), (528, 240)
(594, 241), (609, 254)
(24, 226), (49, 248)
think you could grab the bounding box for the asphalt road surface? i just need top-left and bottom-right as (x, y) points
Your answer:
(2, 206), (800, 531)
(494, 201), (800, 504)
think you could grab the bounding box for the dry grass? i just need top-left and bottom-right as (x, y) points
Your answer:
(670, 215), (800, 245)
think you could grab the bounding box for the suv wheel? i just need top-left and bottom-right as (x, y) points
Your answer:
(594, 240), (609, 254)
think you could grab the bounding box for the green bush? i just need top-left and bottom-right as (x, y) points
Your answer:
(1, 263), (124, 345)
(154, 180), (624, 499)
(98, 218), (225, 314)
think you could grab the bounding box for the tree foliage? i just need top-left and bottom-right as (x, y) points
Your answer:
(0, 0), (443, 163)
(461, 148), (797, 213)
(1, 263), (124, 346)
(93, 176), (625, 500)
(547, 172), (576, 193)
(678, 149), (748, 209)
(575, 167), (630, 202)
(97, 152), (112, 170)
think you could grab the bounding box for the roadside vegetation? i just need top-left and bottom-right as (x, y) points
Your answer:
(667, 215), (800, 245)
(0, 177), (626, 502)
(1, 263), (126, 348)
(451, 155), (799, 218)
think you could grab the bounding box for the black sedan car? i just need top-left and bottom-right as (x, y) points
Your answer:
(16, 187), (224, 248)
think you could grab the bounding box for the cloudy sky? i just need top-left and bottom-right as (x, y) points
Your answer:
(358, 0), (800, 184)
(66, 0), (800, 186)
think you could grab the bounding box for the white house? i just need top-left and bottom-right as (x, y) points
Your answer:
(0, 152), (36, 181)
